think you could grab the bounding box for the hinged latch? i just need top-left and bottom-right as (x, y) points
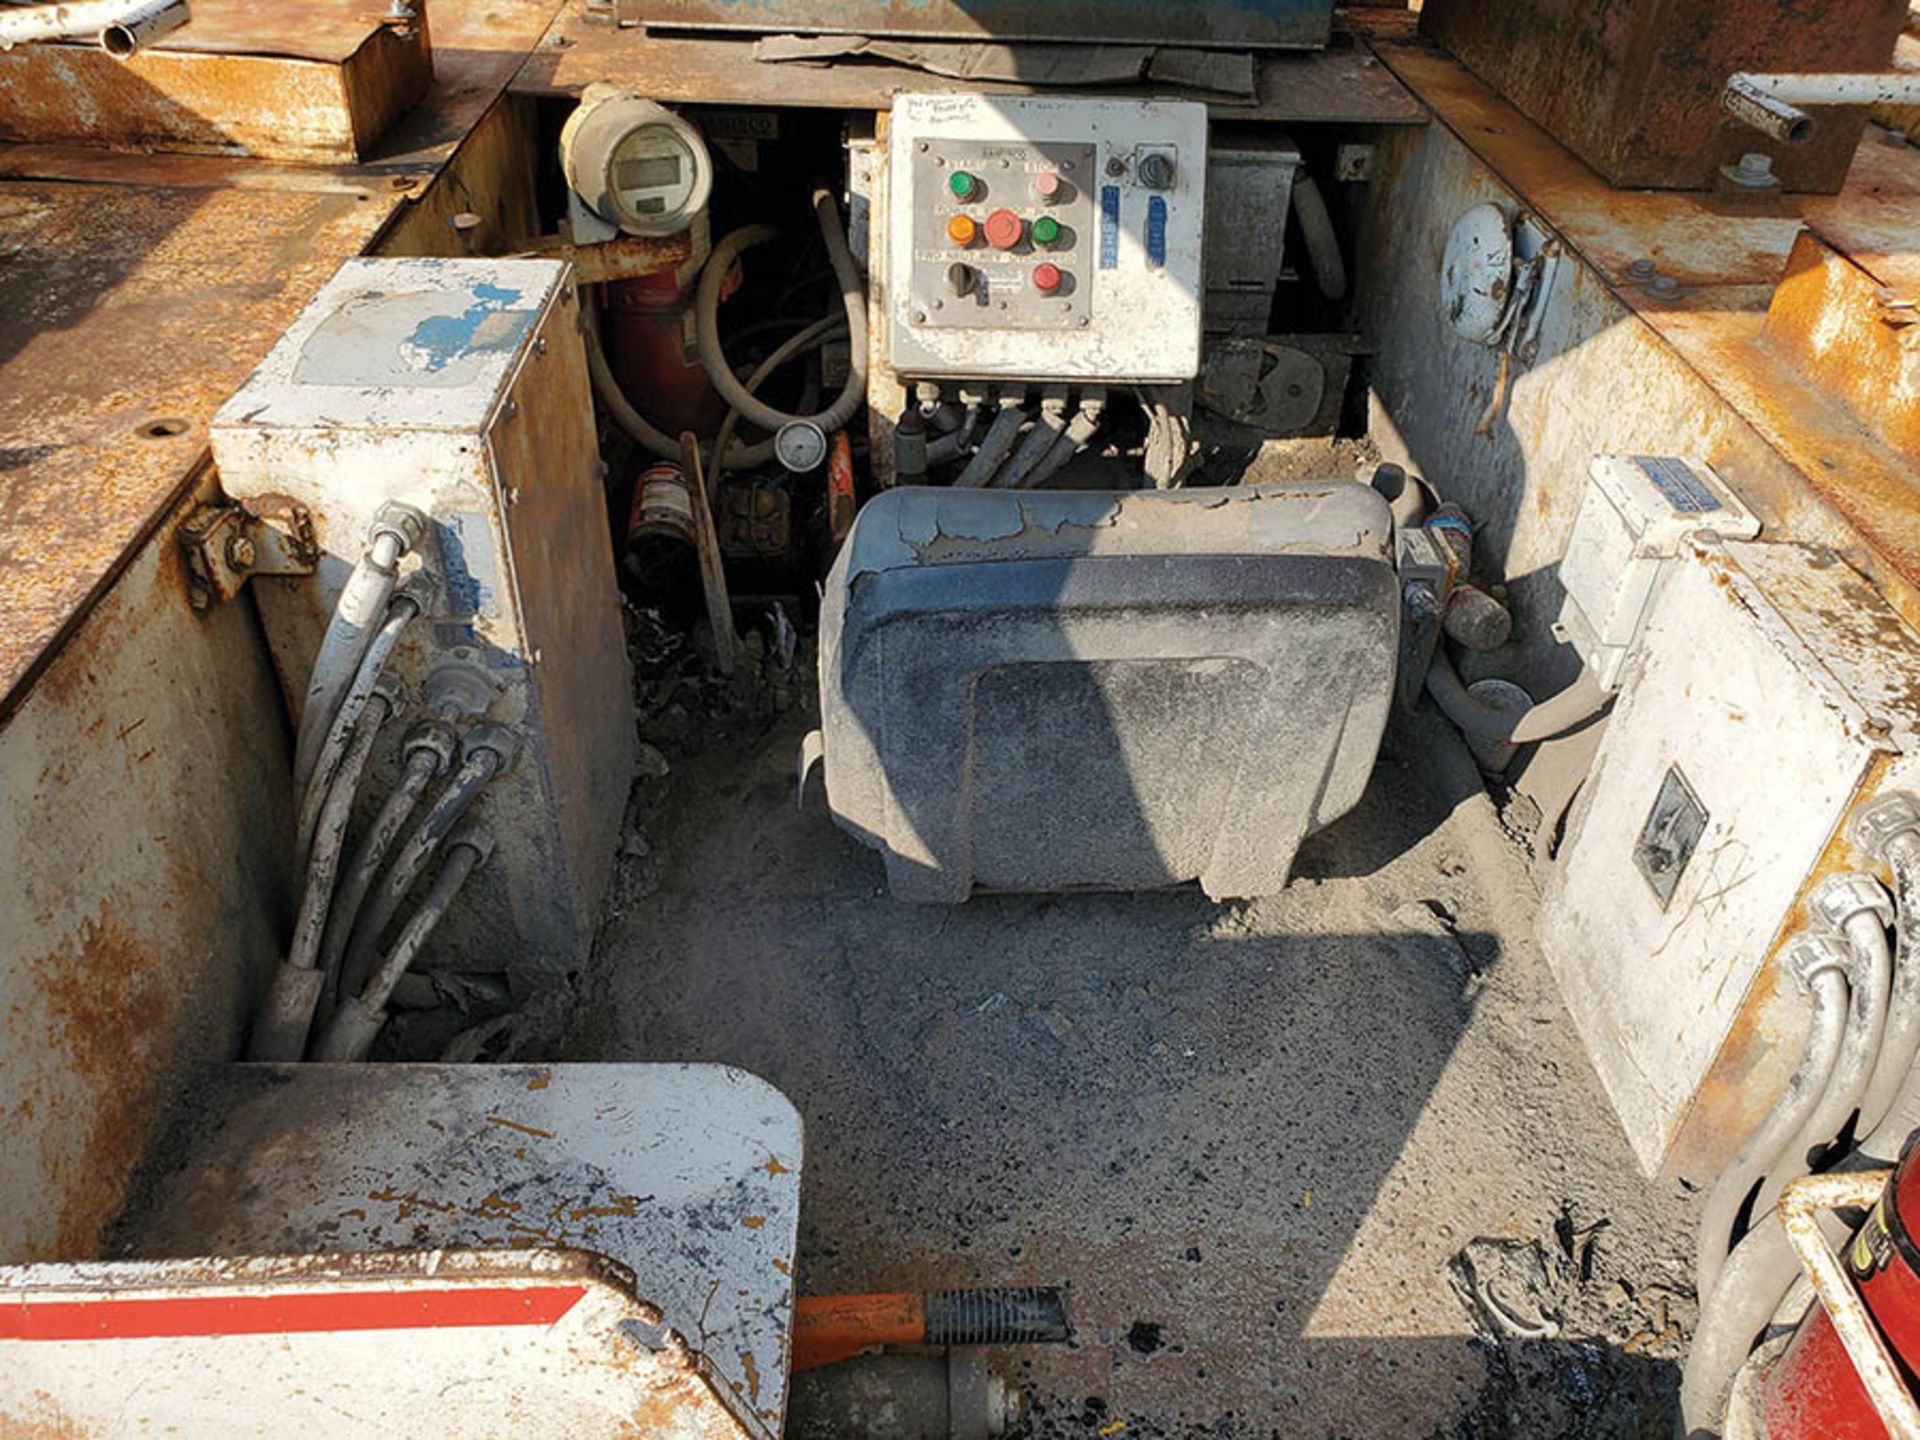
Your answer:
(179, 497), (318, 610)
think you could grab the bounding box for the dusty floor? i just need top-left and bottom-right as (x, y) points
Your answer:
(571, 672), (1699, 1439)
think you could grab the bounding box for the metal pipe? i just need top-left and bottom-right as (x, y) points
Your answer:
(695, 191), (869, 437)
(1697, 936), (1851, 1304)
(955, 399), (1028, 489)
(247, 678), (401, 1064)
(1722, 73), (1920, 145)
(1860, 828), (1920, 1140)
(314, 823), (495, 1063)
(0, 0), (184, 52)
(100, 0), (184, 55)
(1425, 649), (1608, 746)
(294, 578), (431, 872)
(316, 720), (455, 1019)
(994, 391), (1070, 489)
(336, 726), (516, 1004)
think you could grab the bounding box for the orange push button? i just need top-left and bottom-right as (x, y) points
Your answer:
(984, 208), (1024, 251)
(946, 214), (979, 247)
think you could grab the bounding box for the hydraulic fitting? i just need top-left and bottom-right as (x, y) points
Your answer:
(1784, 931), (1853, 991)
(1850, 792), (1920, 862)
(368, 499), (430, 559)
(445, 819), (498, 868)
(1809, 871), (1896, 932)
(463, 721), (520, 773)
(401, 719), (459, 777)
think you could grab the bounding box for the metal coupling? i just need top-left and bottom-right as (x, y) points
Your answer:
(1785, 931), (1854, 990)
(1850, 792), (1920, 862)
(1810, 871), (1896, 932)
(368, 500), (430, 558)
(446, 819), (498, 867)
(463, 721), (521, 773)
(401, 719), (459, 776)
(424, 661), (501, 720)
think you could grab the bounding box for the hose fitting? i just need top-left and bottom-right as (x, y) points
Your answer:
(1851, 792), (1920, 862)
(1810, 872), (1896, 933)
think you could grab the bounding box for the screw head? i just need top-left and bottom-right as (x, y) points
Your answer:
(225, 533), (256, 571)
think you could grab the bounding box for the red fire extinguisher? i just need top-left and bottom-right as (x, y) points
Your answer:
(1757, 1144), (1920, 1437)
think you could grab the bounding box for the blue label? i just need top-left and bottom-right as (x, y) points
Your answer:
(1633, 456), (1721, 515)
(1146, 196), (1169, 271)
(1099, 186), (1121, 271)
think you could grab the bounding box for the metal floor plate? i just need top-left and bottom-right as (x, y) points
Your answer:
(116, 1062), (803, 1432)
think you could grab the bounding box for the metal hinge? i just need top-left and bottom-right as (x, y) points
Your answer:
(178, 497), (318, 611)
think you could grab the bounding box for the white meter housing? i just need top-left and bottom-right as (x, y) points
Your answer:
(561, 85), (713, 239)
(885, 94), (1209, 383)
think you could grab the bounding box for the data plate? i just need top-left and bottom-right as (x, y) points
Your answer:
(887, 94), (1208, 383)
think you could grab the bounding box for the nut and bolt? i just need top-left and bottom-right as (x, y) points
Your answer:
(1626, 258), (1657, 282)
(225, 533), (257, 571)
(1648, 275), (1681, 298)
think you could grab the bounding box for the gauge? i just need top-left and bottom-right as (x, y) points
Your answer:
(560, 86), (714, 238)
(774, 421), (830, 475)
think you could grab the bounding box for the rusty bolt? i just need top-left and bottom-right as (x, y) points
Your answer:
(1649, 275), (1681, 299)
(1626, 258), (1657, 282)
(188, 580), (211, 612)
(225, 533), (257, 571)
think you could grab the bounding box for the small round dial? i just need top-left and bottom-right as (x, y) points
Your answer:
(774, 421), (830, 475)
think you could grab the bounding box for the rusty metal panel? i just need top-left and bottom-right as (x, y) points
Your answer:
(0, 0), (433, 163)
(1418, 0), (1910, 192)
(627, 0), (1332, 48)
(0, 471), (293, 1265)
(514, 19), (1427, 124)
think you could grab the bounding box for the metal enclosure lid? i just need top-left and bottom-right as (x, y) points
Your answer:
(213, 258), (569, 438)
(1557, 455), (1760, 691)
(1204, 133), (1303, 334)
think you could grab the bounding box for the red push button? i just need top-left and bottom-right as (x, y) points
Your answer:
(984, 208), (1024, 251)
(1034, 172), (1065, 203)
(1032, 263), (1064, 294)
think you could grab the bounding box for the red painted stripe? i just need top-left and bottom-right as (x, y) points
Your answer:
(0, 1284), (587, 1342)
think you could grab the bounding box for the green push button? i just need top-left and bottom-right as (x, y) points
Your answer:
(949, 170), (980, 201)
(1032, 215), (1062, 249)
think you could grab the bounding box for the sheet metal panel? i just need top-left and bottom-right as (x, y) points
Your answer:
(631, 0), (1333, 49)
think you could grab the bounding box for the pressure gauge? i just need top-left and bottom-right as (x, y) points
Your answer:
(560, 85), (713, 238)
(775, 421), (830, 475)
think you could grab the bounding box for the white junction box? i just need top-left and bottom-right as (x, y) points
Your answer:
(1556, 454), (1760, 691)
(886, 93), (1209, 382)
(1541, 537), (1920, 1175)
(212, 258), (634, 981)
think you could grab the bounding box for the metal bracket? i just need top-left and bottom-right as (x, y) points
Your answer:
(178, 497), (318, 611)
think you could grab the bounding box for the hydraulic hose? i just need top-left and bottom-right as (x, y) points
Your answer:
(708, 315), (849, 490)
(1426, 649), (1608, 746)
(1860, 831), (1920, 1134)
(246, 678), (398, 1064)
(316, 721), (455, 1018)
(928, 403), (984, 467)
(294, 582), (428, 871)
(337, 727), (515, 1003)
(1292, 172), (1348, 304)
(1696, 943), (1850, 1304)
(294, 528), (407, 792)
(995, 395), (1070, 489)
(314, 823), (494, 1063)
(1026, 391), (1107, 488)
(1753, 910), (1891, 1221)
(696, 191), (869, 437)
(584, 303), (682, 462)
(955, 401), (1028, 489)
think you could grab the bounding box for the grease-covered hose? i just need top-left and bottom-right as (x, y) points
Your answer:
(1426, 649), (1608, 746)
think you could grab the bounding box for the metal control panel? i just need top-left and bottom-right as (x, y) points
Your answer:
(887, 95), (1209, 382)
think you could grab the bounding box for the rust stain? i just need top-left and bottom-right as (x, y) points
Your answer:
(476, 1191), (522, 1215)
(760, 1155), (790, 1176)
(526, 1071), (552, 1091)
(1664, 750), (1898, 1181)
(741, 1215), (766, 1230)
(485, 1114), (555, 1140)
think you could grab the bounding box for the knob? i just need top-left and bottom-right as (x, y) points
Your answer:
(1138, 151), (1176, 190)
(946, 263), (977, 297)
(984, 208), (1024, 251)
(1032, 263), (1063, 295)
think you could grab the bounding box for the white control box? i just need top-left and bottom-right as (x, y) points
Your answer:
(1556, 455), (1760, 691)
(886, 93), (1208, 382)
